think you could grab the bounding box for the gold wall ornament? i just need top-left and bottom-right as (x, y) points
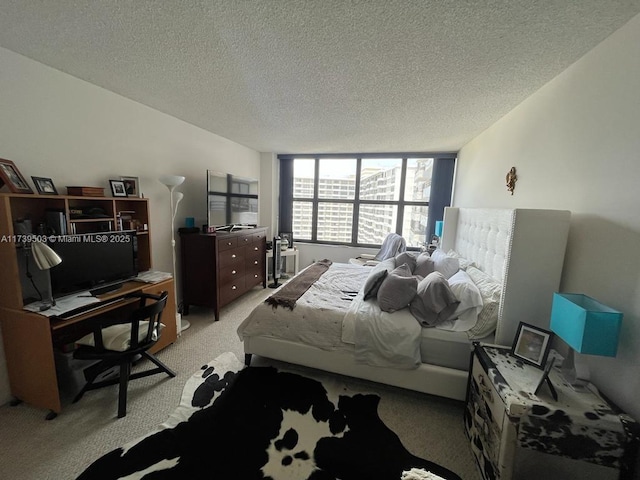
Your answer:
(506, 167), (517, 195)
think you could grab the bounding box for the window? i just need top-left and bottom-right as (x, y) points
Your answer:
(280, 154), (455, 249)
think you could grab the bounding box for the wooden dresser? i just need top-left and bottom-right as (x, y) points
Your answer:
(179, 227), (267, 321)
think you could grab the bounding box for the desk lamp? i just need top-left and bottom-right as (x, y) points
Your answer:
(549, 293), (622, 388)
(30, 240), (62, 311)
(159, 175), (189, 332)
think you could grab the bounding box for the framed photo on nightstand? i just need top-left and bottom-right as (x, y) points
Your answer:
(511, 321), (553, 368)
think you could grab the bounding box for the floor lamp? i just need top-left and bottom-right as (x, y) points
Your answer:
(159, 175), (190, 332)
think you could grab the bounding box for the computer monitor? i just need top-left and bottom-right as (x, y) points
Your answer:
(50, 231), (137, 297)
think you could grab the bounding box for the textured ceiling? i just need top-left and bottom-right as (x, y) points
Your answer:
(0, 1), (639, 154)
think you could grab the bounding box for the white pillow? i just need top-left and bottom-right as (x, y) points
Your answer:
(442, 270), (483, 331)
(430, 249), (459, 279)
(446, 250), (476, 271)
(466, 266), (502, 339)
(76, 321), (165, 352)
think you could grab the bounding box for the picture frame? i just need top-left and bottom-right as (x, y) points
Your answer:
(109, 180), (128, 197)
(0, 158), (33, 194)
(511, 321), (554, 369)
(279, 232), (293, 249)
(533, 357), (558, 400)
(31, 176), (59, 195)
(120, 176), (141, 198)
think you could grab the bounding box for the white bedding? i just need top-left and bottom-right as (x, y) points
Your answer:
(240, 261), (479, 371)
(342, 295), (422, 369)
(237, 263), (369, 350)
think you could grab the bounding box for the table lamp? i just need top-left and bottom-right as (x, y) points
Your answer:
(549, 293), (622, 388)
(30, 240), (62, 311)
(159, 175), (189, 332)
(435, 220), (444, 238)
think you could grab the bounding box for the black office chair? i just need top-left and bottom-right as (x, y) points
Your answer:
(73, 291), (176, 418)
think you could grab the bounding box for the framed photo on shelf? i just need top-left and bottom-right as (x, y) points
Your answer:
(109, 180), (128, 197)
(511, 321), (553, 369)
(31, 176), (58, 195)
(279, 232), (293, 249)
(0, 158), (33, 194)
(120, 176), (141, 197)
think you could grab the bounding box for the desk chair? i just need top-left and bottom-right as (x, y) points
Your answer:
(349, 233), (406, 266)
(73, 291), (176, 418)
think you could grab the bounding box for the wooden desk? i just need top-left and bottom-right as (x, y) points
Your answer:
(0, 278), (177, 418)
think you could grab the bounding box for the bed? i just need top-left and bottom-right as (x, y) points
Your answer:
(238, 207), (571, 401)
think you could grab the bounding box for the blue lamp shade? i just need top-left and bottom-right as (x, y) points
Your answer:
(435, 221), (444, 238)
(550, 293), (622, 357)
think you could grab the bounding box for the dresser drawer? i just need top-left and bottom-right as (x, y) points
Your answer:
(472, 355), (506, 432)
(245, 261), (263, 280)
(250, 230), (266, 243)
(219, 277), (246, 305)
(217, 237), (237, 251)
(237, 233), (254, 246)
(244, 245), (263, 266)
(219, 248), (244, 268)
(219, 264), (245, 285)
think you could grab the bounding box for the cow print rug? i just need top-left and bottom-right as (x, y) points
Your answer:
(77, 352), (460, 480)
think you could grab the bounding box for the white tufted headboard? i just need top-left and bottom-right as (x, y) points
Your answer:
(441, 207), (571, 346)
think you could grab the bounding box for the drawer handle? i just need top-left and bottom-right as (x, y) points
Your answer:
(254, 260), (258, 265)
(478, 374), (494, 403)
(254, 274), (258, 278)
(231, 285), (237, 290)
(244, 238), (249, 242)
(231, 254), (236, 258)
(231, 270), (236, 275)
(254, 246), (258, 251)
(227, 242), (232, 246)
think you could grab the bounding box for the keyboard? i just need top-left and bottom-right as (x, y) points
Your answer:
(55, 297), (125, 320)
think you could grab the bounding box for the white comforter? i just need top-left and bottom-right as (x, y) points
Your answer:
(342, 295), (422, 369)
(237, 263), (370, 350)
(238, 262), (423, 370)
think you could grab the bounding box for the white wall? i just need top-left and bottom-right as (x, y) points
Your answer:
(0, 47), (262, 406)
(455, 14), (640, 420)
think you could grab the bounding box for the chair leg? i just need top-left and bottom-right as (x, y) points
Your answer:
(141, 351), (176, 377)
(73, 380), (93, 404)
(73, 367), (101, 404)
(117, 362), (131, 418)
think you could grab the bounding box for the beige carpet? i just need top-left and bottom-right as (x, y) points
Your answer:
(0, 285), (481, 480)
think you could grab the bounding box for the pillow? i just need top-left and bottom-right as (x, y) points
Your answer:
(414, 252), (435, 278)
(442, 270), (483, 331)
(363, 269), (388, 300)
(430, 249), (459, 279)
(376, 263), (418, 313)
(76, 321), (165, 352)
(395, 251), (418, 273)
(446, 250), (476, 271)
(409, 271), (460, 327)
(466, 266), (502, 339)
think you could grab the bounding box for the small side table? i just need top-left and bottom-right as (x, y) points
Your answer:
(266, 248), (299, 278)
(465, 343), (639, 480)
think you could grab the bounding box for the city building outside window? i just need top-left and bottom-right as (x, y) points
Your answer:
(284, 155), (448, 249)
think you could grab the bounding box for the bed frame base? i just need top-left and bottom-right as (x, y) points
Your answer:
(244, 336), (468, 401)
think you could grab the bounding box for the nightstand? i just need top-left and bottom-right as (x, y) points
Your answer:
(464, 343), (639, 480)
